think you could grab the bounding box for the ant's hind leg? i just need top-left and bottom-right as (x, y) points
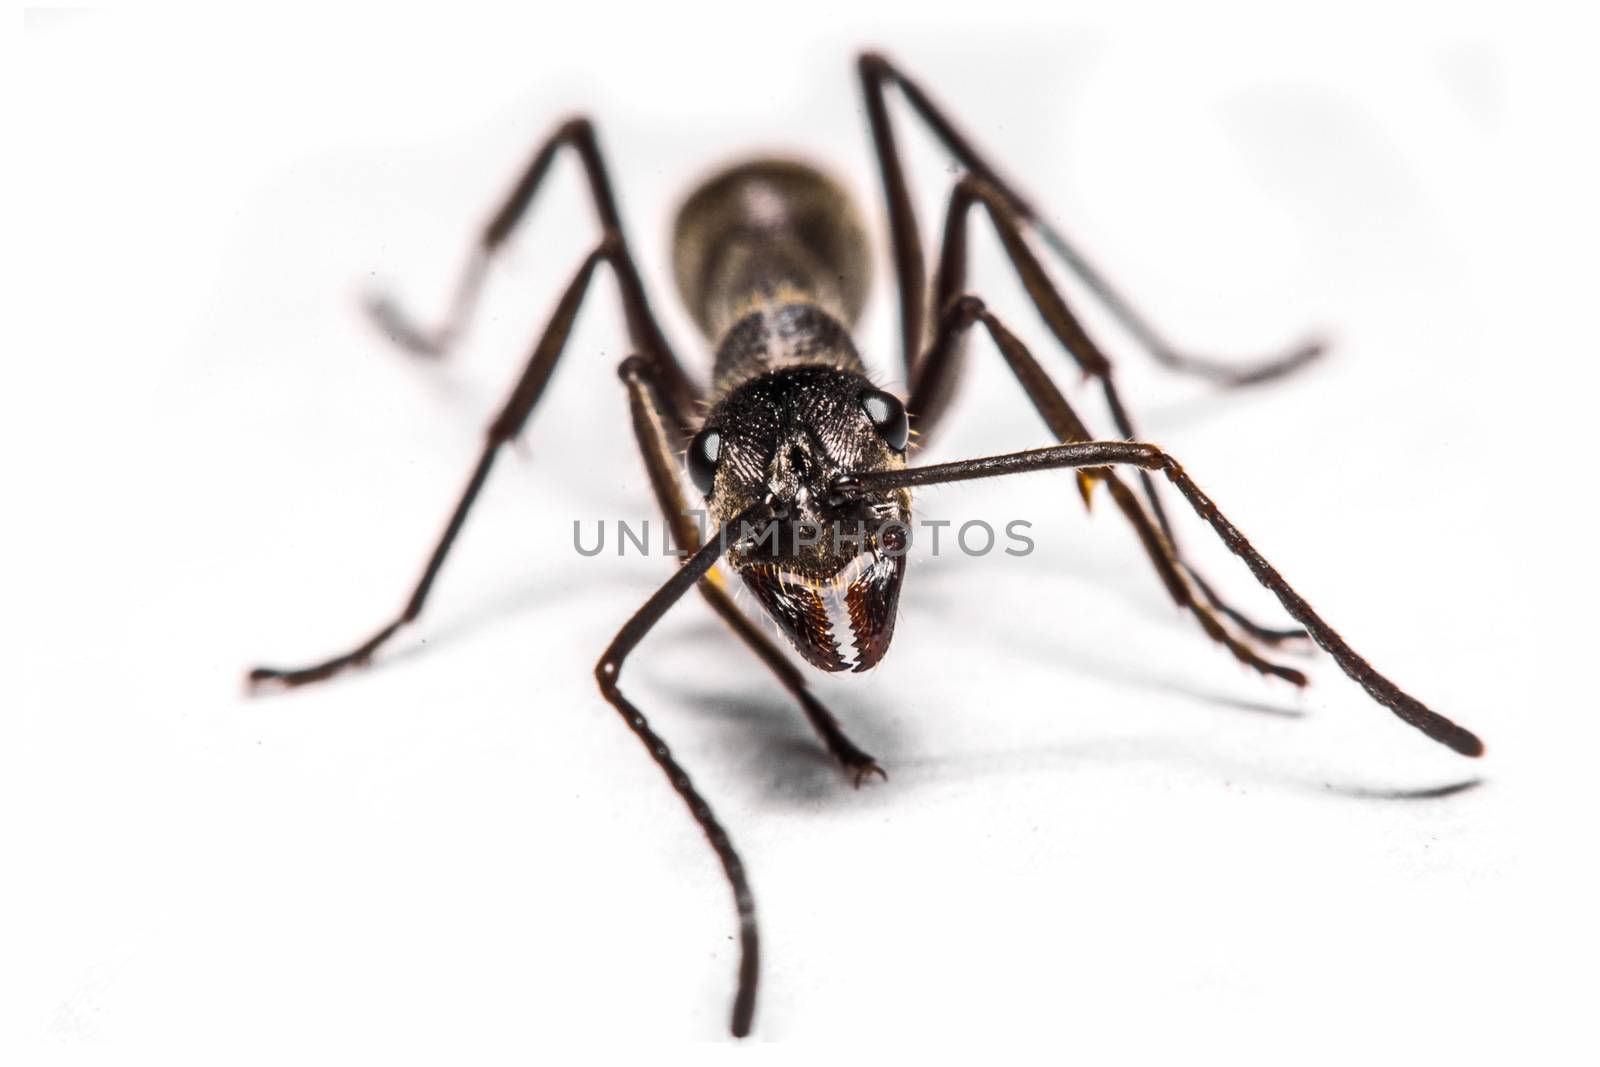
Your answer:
(365, 117), (700, 424)
(857, 51), (1322, 389)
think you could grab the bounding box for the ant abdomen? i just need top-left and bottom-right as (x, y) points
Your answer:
(672, 158), (871, 341)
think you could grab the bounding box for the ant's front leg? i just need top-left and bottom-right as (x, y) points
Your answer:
(836, 439), (1484, 758)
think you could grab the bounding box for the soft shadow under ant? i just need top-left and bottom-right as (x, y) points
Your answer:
(1325, 777), (1483, 801)
(884, 734), (1482, 805)
(906, 578), (1311, 720)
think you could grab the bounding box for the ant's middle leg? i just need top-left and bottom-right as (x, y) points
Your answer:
(250, 237), (636, 688)
(908, 294), (1306, 687)
(916, 175), (1308, 646)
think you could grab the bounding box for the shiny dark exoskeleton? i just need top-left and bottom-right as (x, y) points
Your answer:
(248, 51), (1485, 1039)
(673, 161), (912, 672)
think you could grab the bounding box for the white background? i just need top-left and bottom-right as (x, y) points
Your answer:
(9, 2), (1599, 1062)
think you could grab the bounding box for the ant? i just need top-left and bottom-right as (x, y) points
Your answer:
(249, 52), (1484, 1037)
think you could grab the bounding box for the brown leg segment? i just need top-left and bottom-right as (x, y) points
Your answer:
(834, 444), (1484, 759)
(250, 238), (630, 688)
(366, 116), (700, 430)
(617, 356), (886, 785)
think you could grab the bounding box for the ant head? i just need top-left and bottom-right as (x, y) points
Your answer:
(690, 365), (911, 672)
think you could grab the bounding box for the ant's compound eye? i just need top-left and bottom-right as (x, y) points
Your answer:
(859, 389), (908, 451)
(687, 427), (722, 495)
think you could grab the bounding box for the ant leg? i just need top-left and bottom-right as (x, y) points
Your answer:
(857, 53), (930, 382)
(912, 297), (1304, 686)
(594, 505), (771, 1037)
(366, 116), (699, 425)
(250, 238), (632, 688)
(835, 444), (1484, 758)
(923, 176), (1308, 645)
(857, 52), (1323, 387)
(617, 356), (886, 785)
(858, 52), (1314, 640)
